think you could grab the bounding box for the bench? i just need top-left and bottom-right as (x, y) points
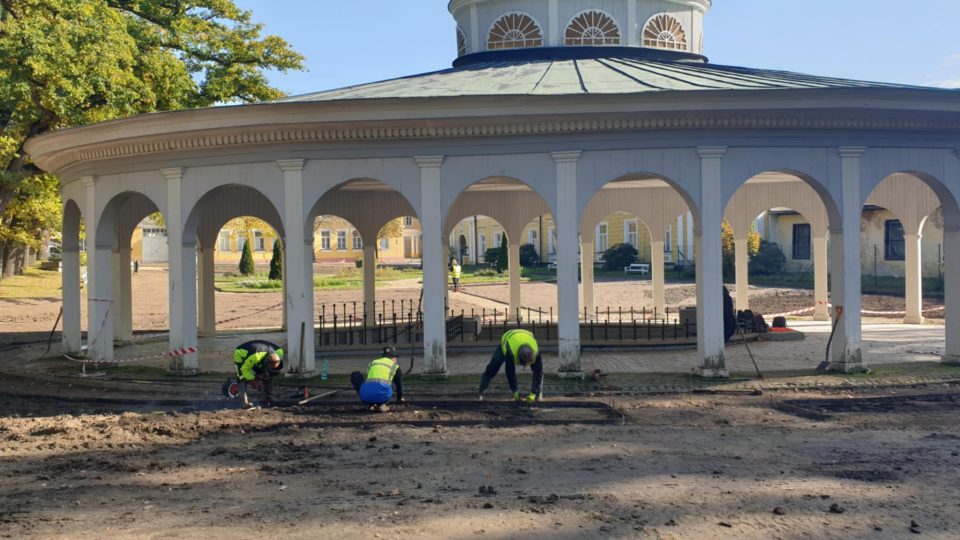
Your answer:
(624, 263), (650, 275)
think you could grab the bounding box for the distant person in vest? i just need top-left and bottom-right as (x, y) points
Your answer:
(451, 258), (463, 292)
(233, 340), (284, 409)
(352, 346), (405, 411)
(478, 329), (543, 404)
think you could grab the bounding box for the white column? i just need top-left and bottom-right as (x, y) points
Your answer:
(651, 239), (666, 316)
(813, 234), (830, 321)
(547, 0), (560, 46)
(581, 240), (595, 320)
(697, 147), (727, 377)
(363, 244), (377, 321)
(62, 244), (82, 352)
(829, 147), (866, 371)
(627, 0), (638, 47)
(904, 232), (923, 324)
(417, 156), (447, 374)
(675, 215), (683, 263)
(198, 245), (216, 336)
(553, 151), (583, 374)
(734, 236), (749, 312)
(83, 177), (113, 362)
(278, 159), (314, 374)
(164, 168), (198, 373)
(942, 226), (960, 363)
(112, 246), (133, 342)
(508, 241), (522, 321)
(302, 238), (316, 369)
(686, 212), (694, 261)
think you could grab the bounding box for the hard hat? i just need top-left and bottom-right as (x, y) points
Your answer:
(382, 345), (398, 358)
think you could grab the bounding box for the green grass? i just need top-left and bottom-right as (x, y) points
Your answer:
(0, 264), (63, 299)
(216, 267), (423, 293)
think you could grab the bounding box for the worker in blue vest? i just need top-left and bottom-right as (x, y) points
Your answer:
(233, 340), (284, 409)
(478, 329), (543, 403)
(351, 345), (405, 411)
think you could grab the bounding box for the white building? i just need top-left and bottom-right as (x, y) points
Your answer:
(26, 0), (960, 377)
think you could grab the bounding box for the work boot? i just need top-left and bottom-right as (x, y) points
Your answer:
(376, 403), (391, 413)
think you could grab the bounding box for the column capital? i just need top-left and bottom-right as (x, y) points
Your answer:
(277, 159), (305, 172)
(415, 156), (445, 168)
(551, 150), (582, 164)
(161, 167), (183, 182)
(838, 146), (867, 159)
(697, 146), (727, 159)
(80, 176), (95, 188)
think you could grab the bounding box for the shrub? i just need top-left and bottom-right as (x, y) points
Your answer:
(483, 248), (501, 269)
(496, 235), (508, 273)
(602, 243), (638, 272)
(238, 237), (255, 276)
(749, 240), (786, 275)
(519, 243), (539, 267)
(268, 240), (283, 280)
(355, 257), (363, 268)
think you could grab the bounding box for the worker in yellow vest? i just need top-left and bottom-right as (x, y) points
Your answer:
(351, 345), (405, 411)
(451, 258), (462, 292)
(478, 329), (543, 403)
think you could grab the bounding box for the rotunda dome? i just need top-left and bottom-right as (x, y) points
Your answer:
(449, 0), (710, 64)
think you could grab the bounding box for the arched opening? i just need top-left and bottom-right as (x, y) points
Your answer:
(61, 199), (85, 353)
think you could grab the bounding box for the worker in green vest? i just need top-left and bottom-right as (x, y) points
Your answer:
(232, 340), (284, 409)
(451, 258), (462, 292)
(478, 329), (543, 403)
(351, 345), (405, 411)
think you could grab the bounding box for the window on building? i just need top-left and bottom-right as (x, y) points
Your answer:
(548, 227), (556, 254)
(664, 226), (673, 262)
(565, 10), (620, 46)
(237, 235), (247, 252)
(528, 228), (538, 247)
(595, 223), (608, 252)
(457, 27), (467, 56)
(494, 232), (502, 247)
(642, 14), (687, 50)
(885, 220), (905, 261)
(404, 216), (413, 227)
(352, 230), (362, 250)
(380, 237), (390, 250)
(218, 230), (230, 252)
(320, 230), (331, 251)
(253, 230), (265, 251)
(479, 234), (486, 257)
(624, 220), (638, 248)
(142, 227), (167, 238)
(487, 13), (543, 50)
(336, 230), (347, 250)
(792, 223), (811, 260)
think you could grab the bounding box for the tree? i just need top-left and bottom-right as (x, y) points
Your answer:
(722, 221), (761, 280)
(0, 0), (304, 278)
(238, 236), (254, 276)
(268, 239), (282, 280)
(496, 235), (508, 273)
(749, 240), (786, 275)
(519, 243), (539, 267)
(602, 243), (638, 272)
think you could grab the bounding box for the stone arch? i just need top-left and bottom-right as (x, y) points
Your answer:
(306, 178), (418, 246)
(61, 198), (85, 352)
(722, 163), (841, 234)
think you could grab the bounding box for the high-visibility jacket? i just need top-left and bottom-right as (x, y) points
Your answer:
(500, 329), (538, 364)
(233, 340), (283, 381)
(452, 263), (462, 279)
(366, 357), (399, 384)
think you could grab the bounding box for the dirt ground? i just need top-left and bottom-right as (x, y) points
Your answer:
(1, 370), (959, 539)
(0, 269), (942, 342)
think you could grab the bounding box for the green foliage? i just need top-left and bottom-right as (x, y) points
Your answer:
(749, 240), (787, 275)
(268, 239), (282, 280)
(0, 0), (304, 276)
(496, 235), (508, 273)
(722, 221), (761, 280)
(602, 243), (639, 271)
(483, 247), (501, 268)
(519, 243), (539, 267)
(238, 237), (254, 276)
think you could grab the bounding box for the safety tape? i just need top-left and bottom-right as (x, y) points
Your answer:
(767, 303), (947, 318)
(216, 302), (284, 325)
(66, 346), (199, 366)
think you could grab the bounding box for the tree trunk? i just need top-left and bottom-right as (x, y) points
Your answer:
(1, 242), (14, 278)
(38, 230), (51, 260)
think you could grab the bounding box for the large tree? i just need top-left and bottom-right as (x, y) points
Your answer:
(0, 0), (304, 277)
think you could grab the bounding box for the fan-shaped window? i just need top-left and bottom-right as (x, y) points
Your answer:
(487, 13), (543, 50)
(565, 11), (620, 46)
(642, 14), (687, 51)
(457, 27), (467, 57)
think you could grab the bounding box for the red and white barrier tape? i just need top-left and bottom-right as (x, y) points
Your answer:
(768, 303), (946, 318)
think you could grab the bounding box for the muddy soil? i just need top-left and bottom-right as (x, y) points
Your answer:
(1, 370), (959, 539)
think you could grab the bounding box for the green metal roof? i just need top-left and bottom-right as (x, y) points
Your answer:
(277, 58), (930, 103)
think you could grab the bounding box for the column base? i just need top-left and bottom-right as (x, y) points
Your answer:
(903, 316), (924, 325)
(284, 370), (318, 379)
(420, 371), (450, 380)
(166, 367), (200, 377)
(698, 367), (729, 378)
(557, 371), (585, 380)
(813, 312), (830, 322)
(820, 362), (871, 374)
(941, 355), (960, 366)
(557, 339), (581, 373)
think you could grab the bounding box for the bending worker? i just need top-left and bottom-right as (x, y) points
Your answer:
(478, 328), (543, 403)
(351, 345), (405, 411)
(233, 340), (284, 408)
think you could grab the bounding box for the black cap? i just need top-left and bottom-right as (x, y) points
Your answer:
(382, 345), (398, 358)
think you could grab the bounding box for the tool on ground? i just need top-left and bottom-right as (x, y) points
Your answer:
(406, 287), (424, 375)
(37, 307), (63, 361)
(298, 389), (339, 406)
(817, 305), (844, 374)
(736, 322), (763, 379)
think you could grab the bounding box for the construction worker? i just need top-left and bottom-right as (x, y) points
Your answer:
(451, 258), (462, 292)
(478, 329), (543, 403)
(233, 340), (284, 409)
(351, 345), (405, 411)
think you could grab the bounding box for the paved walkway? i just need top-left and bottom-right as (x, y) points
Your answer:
(110, 320), (947, 376)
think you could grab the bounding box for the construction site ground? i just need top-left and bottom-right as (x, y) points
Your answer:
(3, 269), (960, 539)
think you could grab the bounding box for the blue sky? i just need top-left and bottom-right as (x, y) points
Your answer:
(235, 0), (960, 96)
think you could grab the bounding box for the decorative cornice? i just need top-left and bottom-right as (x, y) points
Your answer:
(36, 114), (960, 173)
(414, 156), (445, 168)
(277, 159), (306, 172)
(838, 146), (867, 159)
(551, 150), (582, 163)
(161, 167), (183, 181)
(697, 146), (727, 159)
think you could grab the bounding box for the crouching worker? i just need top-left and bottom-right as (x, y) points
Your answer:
(233, 340), (284, 409)
(352, 346), (405, 412)
(478, 329), (543, 404)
